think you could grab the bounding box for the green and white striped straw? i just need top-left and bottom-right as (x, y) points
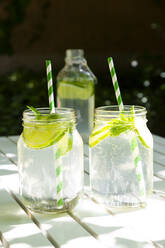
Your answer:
(108, 57), (124, 111)
(46, 60), (63, 208)
(107, 57), (146, 201)
(46, 60), (55, 113)
(131, 135), (145, 198)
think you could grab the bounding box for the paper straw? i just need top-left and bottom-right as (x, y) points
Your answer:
(46, 60), (55, 113)
(46, 60), (63, 207)
(131, 136), (145, 198)
(108, 57), (124, 111)
(107, 57), (146, 201)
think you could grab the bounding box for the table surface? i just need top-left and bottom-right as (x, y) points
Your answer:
(0, 134), (165, 248)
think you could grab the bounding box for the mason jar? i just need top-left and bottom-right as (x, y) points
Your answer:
(89, 105), (153, 208)
(18, 107), (83, 213)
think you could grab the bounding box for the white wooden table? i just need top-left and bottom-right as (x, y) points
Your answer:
(0, 135), (165, 248)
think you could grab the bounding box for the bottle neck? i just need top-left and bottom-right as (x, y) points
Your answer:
(65, 49), (87, 66)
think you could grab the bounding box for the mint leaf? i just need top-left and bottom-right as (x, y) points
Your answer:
(107, 106), (150, 149)
(27, 106), (41, 120)
(119, 113), (128, 121)
(27, 106), (62, 121)
(108, 119), (133, 137)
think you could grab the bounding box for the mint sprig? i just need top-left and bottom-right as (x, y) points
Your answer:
(27, 105), (41, 119)
(27, 106), (61, 121)
(107, 106), (149, 149)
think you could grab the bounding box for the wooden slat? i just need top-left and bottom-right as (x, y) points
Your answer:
(0, 153), (59, 247)
(0, 138), (17, 164)
(27, 211), (106, 248)
(71, 193), (164, 248)
(7, 136), (19, 144)
(154, 152), (165, 167)
(0, 231), (10, 248)
(0, 137), (106, 248)
(83, 159), (165, 248)
(154, 163), (165, 180)
(81, 174), (165, 248)
(0, 188), (55, 248)
(2, 136), (165, 248)
(0, 155), (19, 194)
(12, 175), (106, 248)
(154, 142), (165, 156)
(153, 134), (165, 146)
(153, 176), (165, 201)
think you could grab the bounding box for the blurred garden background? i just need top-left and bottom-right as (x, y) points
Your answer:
(0, 0), (165, 136)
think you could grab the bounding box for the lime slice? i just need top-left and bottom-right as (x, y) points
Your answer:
(22, 122), (68, 149)
(89, 110), (150, 148)
(56, 128), (73, 156)
(89, 125), (110, 147)
(58, 80), (94, 100)
(23, 107), (73, 150)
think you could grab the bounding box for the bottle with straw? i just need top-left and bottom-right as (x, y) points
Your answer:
(89, 57), (153, 207)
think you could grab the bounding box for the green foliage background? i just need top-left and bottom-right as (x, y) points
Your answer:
(0, 58), (164, 136)
(0, 0), (164, 136)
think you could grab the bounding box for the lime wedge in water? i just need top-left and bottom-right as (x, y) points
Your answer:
(89, 125), (110, 147)
(23, 107), (73, 151)
(58, 81), (94, 100)
(23, 122), (67, 149)
(56, 127), (73, 156)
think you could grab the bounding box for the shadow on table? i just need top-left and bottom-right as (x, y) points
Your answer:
(47, 220), (153, 248)
(0, 189), (28, 229)
(2, 233), (52, 248)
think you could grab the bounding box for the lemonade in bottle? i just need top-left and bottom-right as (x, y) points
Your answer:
(57, 49), (96, 143)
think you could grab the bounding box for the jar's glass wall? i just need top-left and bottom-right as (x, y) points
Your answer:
(18, 108), (84, 213)
(89, 105), (153, 208)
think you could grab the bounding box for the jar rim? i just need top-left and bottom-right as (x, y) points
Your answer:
(95, 105), (147, 117)
(23, 107), (76, 123)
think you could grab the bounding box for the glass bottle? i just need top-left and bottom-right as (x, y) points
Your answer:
(89, 105), (153, 208)
(18, 107), (83, 213)
(57, 49), (97, 143)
